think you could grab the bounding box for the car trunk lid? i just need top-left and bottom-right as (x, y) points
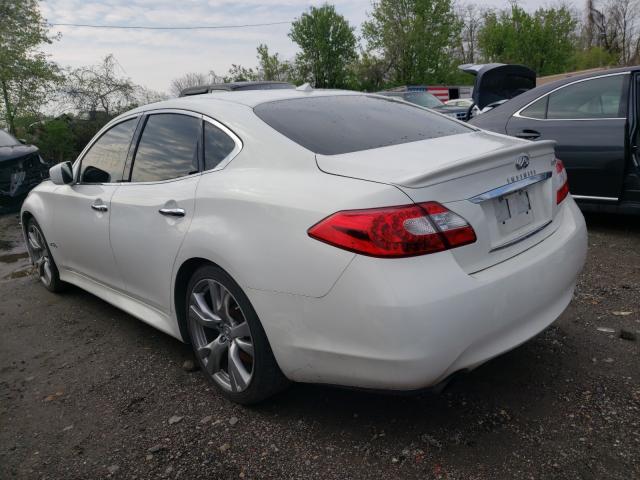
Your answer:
(459, 63), (536, 109)
(316, 131), (561, 273)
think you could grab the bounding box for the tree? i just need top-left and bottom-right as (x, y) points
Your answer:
(224, 64), (258, 82)
(132, 86), (169, 107)
(289, 4), (358, 88)
(256, 44), (293, 82)
(363, 0), (462, 85)
(61, 55), (135, 117)
(478, 5), (578, 76)
(32, 118), (75, 164)
(348, 52), (389, 91)
(169, 72), (209, 97)
(588, 0), (640, 65)
(0, 0), (60, 134)
(456, 3), (485, 64)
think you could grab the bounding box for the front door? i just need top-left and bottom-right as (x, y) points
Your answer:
(53, 117), (138, 289)
(507, 73), (629, 200)
(109, 112), (202, 314)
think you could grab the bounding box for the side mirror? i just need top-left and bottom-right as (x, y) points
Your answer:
(49, 161), (74, 185)
(18, 138), (27, 144)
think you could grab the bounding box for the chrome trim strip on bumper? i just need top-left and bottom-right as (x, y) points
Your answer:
(489, 220), (553, 252)
(468, 171), (552, 204)
(572, 194), (618, 202)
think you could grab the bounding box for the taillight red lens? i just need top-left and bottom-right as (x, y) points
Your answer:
(555, 159), (569, 204)
(308, 202), (476, 258)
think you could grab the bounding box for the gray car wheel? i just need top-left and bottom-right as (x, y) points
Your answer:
(25, 218), (65, 292)
(186, 264), (289, 404)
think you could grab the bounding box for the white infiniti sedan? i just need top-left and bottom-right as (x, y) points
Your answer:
(21, 89), (587, 404)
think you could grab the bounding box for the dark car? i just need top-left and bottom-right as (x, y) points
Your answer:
(179, 81), (295, 97)
(470, 66), (640, 214)
(0, 130), (49, 211)
(378, 90), (470, 121)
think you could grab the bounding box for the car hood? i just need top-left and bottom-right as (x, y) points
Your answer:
(459, 63), (536, 109)
(0, 144), (39, 162)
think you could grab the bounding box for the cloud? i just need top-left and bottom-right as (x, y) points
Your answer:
(41, 0), (572, 93)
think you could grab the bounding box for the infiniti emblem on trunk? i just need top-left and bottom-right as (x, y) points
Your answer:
(515, 155), (530, 170)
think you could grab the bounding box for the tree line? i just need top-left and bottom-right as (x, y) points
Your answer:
(1, 0), (639, 162)
(174, 0), (640, 94)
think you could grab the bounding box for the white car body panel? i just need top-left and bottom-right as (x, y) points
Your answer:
(21, 89), (588, 392)
(247, 199), (586, 389)
(110, 175), (199, 313)
(52, 184), (125, 289)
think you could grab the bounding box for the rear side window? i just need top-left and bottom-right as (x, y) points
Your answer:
(254, 95), (471, 155)
(131, 114), (200, 182)
(547, 75), (626, 119)
(520, 96), (548, 119)
(204, 122), (236, 171)
(80, 118), (136, 183)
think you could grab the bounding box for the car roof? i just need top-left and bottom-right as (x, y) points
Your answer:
(129, 88), (366, 113)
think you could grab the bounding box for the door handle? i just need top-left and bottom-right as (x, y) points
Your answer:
(159, 208), (186, 217)
(91, 203), (108, 212)
(515, 129), (541, 140)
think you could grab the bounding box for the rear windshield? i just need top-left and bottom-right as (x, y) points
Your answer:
(253, 95), (471, 155)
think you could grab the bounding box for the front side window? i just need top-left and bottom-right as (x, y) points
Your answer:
(131, 114), (201, 183)
(80, 118), (136, 183)
(547, 75), (626, 119)
(204, 122), (236, 171)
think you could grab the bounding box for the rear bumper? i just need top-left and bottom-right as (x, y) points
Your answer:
(247, 198), (587, 390)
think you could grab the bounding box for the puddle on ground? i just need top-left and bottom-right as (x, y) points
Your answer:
(1, 213), (32, 281)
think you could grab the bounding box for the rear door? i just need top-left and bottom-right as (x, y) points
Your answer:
(506, 72), (629, 200)
(109, 111), (202, 314)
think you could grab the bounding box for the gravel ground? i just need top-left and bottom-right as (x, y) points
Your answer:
(0, 211), (638, 480)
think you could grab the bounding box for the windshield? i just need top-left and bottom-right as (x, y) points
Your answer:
(0, 130), (19, 147)
(403, 92), (444, 108)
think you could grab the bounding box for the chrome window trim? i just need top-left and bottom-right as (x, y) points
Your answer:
(572, 194), (618, 202)
(201, 114), (243, 175)
(489, 220), (553, 252)
(123, 109), (243, 186)
(468, 171), (552, 204)
(513, 71), (630, 121)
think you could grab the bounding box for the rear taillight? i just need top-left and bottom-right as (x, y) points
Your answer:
(308, 202), (476, 258)
(555, 159), (569, 204)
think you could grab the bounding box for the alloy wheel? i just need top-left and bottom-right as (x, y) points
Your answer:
(188, 279), (255, 392)
(27, 223), (53, 287)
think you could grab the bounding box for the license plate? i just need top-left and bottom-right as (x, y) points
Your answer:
(494, 189), (533, 232)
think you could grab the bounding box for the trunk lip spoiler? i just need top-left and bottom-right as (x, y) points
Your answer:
(468, 171), (552, 204)
(395, 139), (556, 189)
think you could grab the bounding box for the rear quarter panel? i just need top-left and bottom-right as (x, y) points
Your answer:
(174, 136), (412, 299)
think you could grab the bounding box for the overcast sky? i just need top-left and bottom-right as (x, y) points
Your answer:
(41, 0), (579, 93)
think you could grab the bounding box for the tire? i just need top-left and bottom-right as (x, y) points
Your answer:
(25, 218), (66, 293)
(185, 264), (289, 404)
